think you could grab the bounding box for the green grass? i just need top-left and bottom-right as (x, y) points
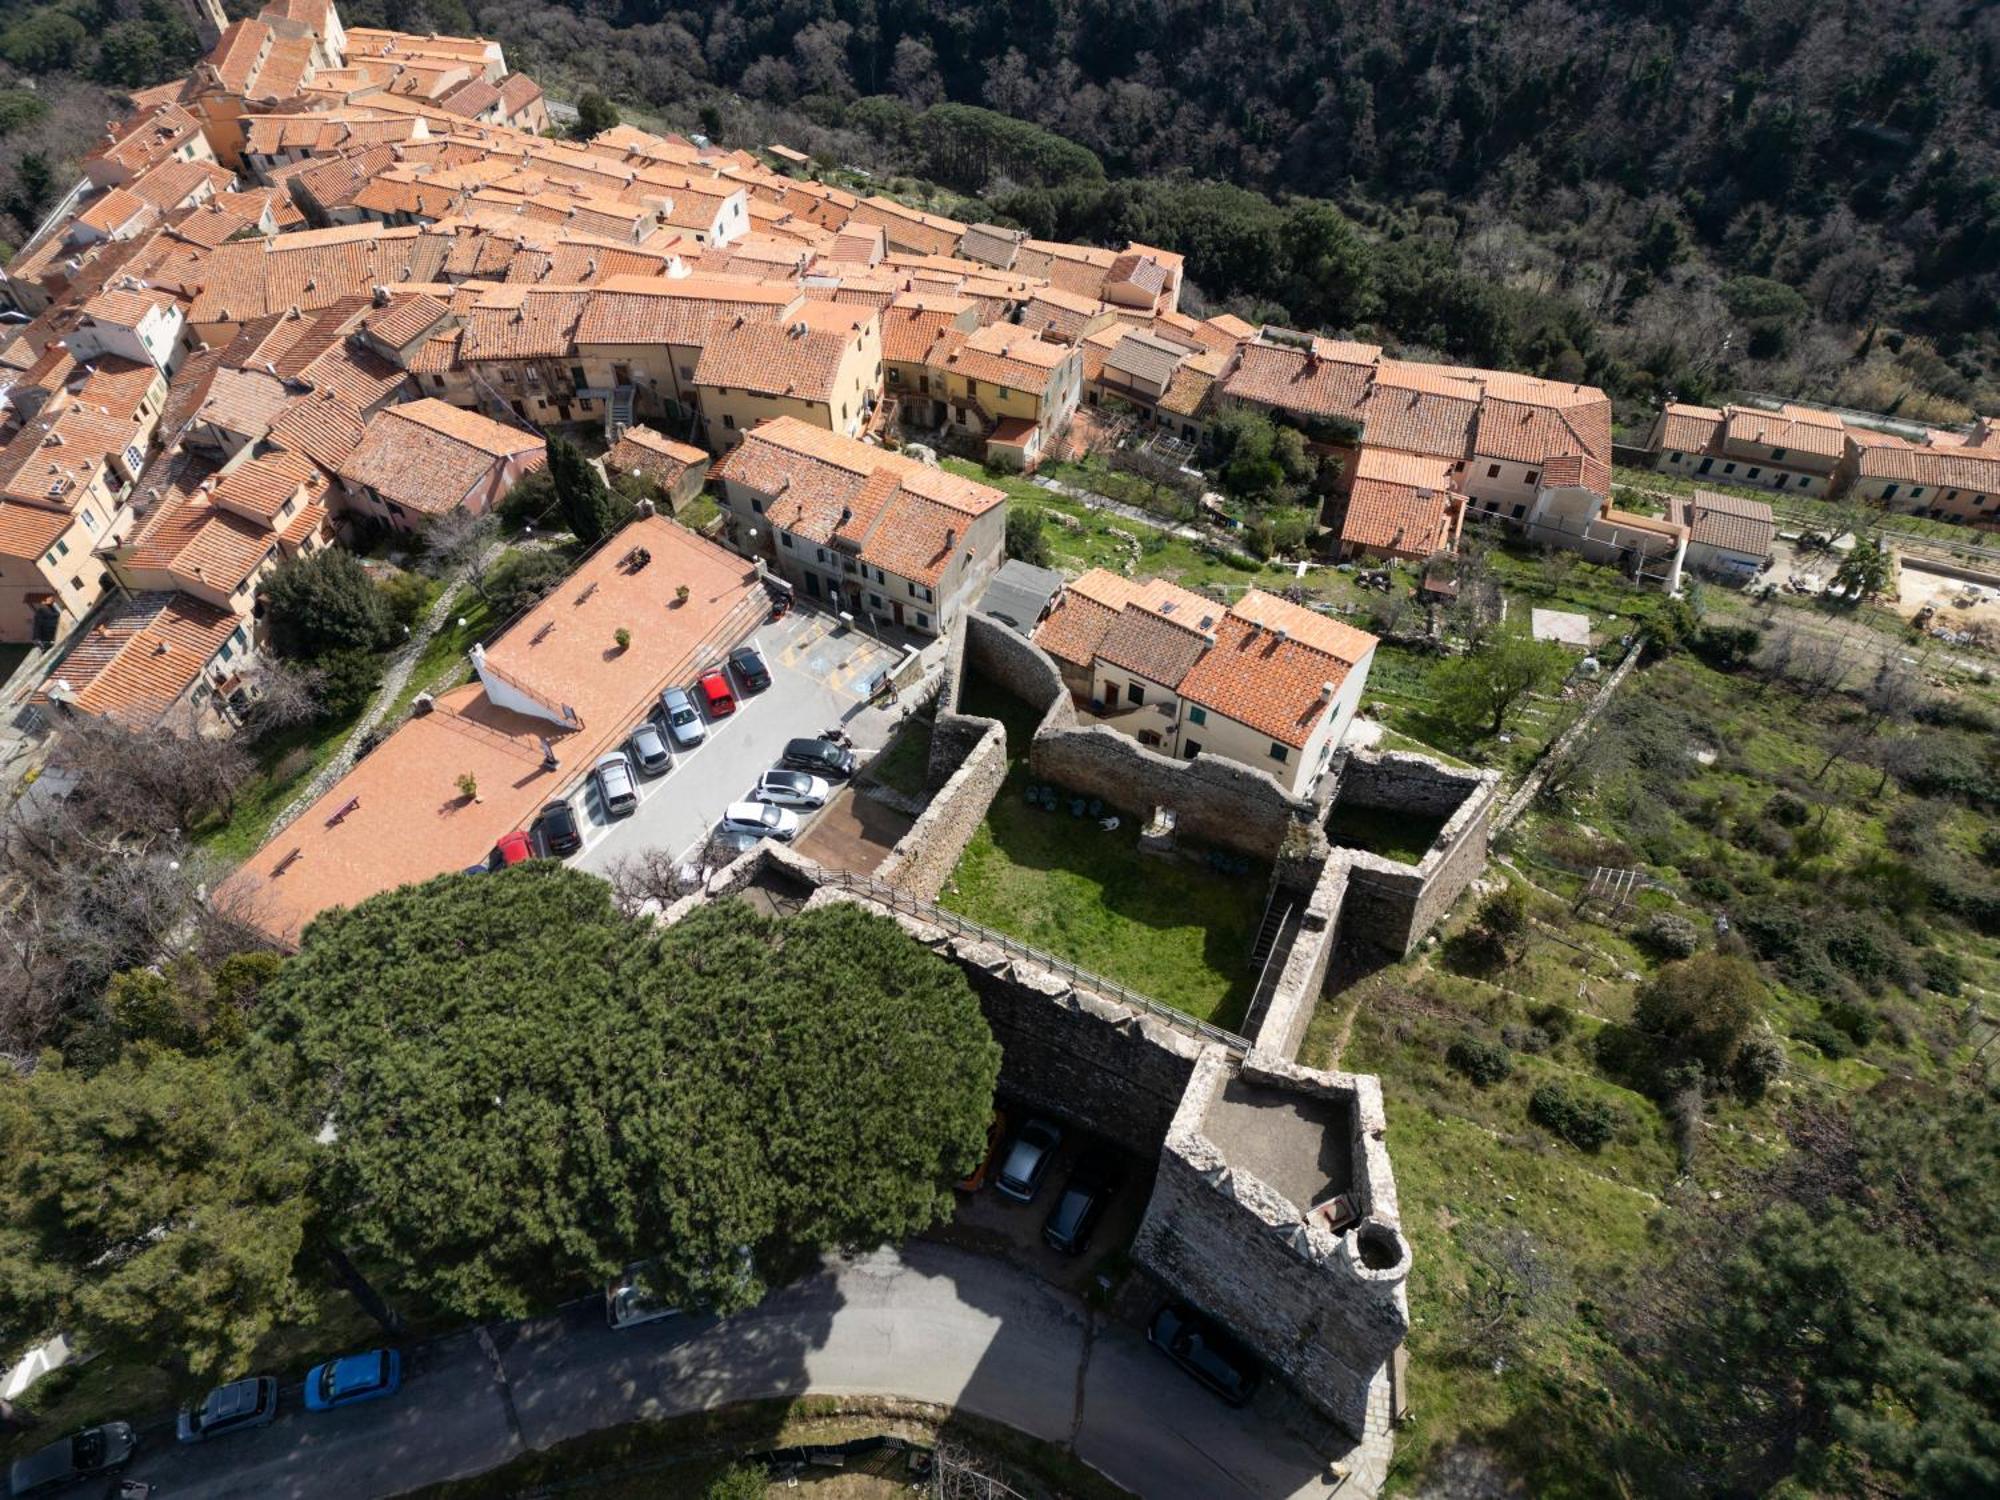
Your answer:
(938, 693), (1268, 1028)
(383, 590), (495, 725)
(862, 711), (932, 799)
(1325, 801), (1445, 864)
(195, 705), (368, 864)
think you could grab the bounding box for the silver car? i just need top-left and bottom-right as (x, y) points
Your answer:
(628, 719), (672, 776)
(751, 769), (830, 809)
(659, 686), (706, 748)
(720, 800), (799, 842)
(593, 751), (639, 817)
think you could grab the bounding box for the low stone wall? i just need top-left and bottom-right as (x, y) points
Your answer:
(1132, 1050), (1410, 1439)
(1248, 857), (1349, 1060)
(876, 718), (1007, 900)
(1336, 749), (1483, 818)
(1030, 727), (1320, 861)
(961, 610), (1074, 730)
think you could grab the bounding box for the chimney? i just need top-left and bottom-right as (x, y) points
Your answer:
(945, 526), (957, 549)
(1321, 681), (1337, 701)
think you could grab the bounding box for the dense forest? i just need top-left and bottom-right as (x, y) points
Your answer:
(6, 0), (1999, 424)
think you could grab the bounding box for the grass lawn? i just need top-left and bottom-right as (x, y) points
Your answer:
(941, 672), (1268, 1029)
(383, 589), (494, 724)
(194, 704), (368, 865)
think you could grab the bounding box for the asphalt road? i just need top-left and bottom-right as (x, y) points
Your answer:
(571, 611), (903, 876)
(115, 1245), (1354, 1500)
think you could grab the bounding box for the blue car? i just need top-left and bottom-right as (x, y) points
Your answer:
(303, 1349), (402, 1412)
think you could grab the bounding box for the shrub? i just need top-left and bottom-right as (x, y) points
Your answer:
(317, 648), (383, 721)
(1922, 949), (1967, 997)
(1979, 828), (2000, 869)
(1634, 953), (1765, 1079)
(1731, 1031), (1786, 1101)
(1822, 999), (1880, 1047)
(378, 570), (433, 630)
(484, 548), (571, 619)
(1634, 911), (1701, 960)
(1446, 1034), (1513, 1086)
(1529, 1002), (1575, 1040)
(1765, 792), (1810, 827)
(1528, 1082), (1618, 1151)
(1794, 1017), (1853, 1060)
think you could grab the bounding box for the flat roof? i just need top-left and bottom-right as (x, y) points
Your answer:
(219, 515), (763, 944)
(1202, 1073), (1354, 1211)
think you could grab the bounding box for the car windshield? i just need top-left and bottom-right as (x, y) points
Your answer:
(1183, 1333), (1241, 1389)
(671, 703), (697, 724)
(1050, 1189), (1089, 1235)
(767, 773), (805, 792)
(1002, 1142), (1040, 1183)
(73, 1430), (102, 1466)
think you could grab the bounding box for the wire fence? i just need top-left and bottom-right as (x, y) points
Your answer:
(821, 867), (1251, 1052)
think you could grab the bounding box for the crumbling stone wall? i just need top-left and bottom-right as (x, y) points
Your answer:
(1132, 1050), (1411, 1438)
(877, 719), (1007, 900)
(1248, 857), (1350, 1059)
(1331, 751), (1500, 957)
(1029, 727), (1320, 860)
(961, 611), (1075, 733)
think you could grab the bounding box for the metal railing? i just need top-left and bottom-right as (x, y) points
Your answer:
(821, 868), (1250, 1053)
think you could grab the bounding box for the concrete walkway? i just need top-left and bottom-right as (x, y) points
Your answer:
(114, 1244), (1376, 1500)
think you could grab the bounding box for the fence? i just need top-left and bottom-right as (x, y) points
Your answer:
(821, 867), (1250, 1053)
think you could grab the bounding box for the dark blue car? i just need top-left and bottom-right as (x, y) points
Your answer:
(303, 1349), (402, 1412)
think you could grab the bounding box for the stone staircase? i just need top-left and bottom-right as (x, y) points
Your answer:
(604, 385), (635, 443)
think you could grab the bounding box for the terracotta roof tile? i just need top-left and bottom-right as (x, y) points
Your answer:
(34, 591), (238, 724)
(337, 397), (542, 515)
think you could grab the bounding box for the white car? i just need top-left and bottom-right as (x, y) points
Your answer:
(720, 800), (799, 842)
(658, 686), (706, 749)
(751, 769), (830, 809)
(592, 751), (638, 817)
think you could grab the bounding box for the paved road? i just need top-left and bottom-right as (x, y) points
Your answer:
(572, 611), (903, 875)
(117, 1245), (1355, 1500)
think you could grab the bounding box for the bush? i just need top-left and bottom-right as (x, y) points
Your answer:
(1005, 506), (1053, 567)
(1446, 1034), (1513, 1086)
(1822, 999), (1880, 1047)
(1528, 1082), (1618, 1151)
(1634, 911), (1701, 960)
(317, 648), (384, 721)
(1634, 953), (1764, 1079)
(484, 549), (572, 619)
(498, 467), (556, 531)
(1765, 792), (1810, 827)
(1795, 1017), (1853, 1060)
(1529, 1002), (1575, 1040)
(1922, 949), (1967, 997)
(263, 549), (397, 661)
(1731, 1031), (1785, 1101)
(378, 570), (433, 630)
(1979, 828), (2000, 869)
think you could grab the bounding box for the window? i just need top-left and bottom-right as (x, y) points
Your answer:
(1511, 503), (1526, 519)
(69, 576), (83, 592)
(52, 539), (68, 559)
(1882, 485), (1898, 500)
(875, 567), (887, 584)
(218, 638), (234, 663)
(750, 497), (764, 514)
(81, 508), (97, 530)
(1525, 471), (1538, 486)
(1947, 490), (1960, 501)
(1126, 682), (1145, 707)
(1697, 457), (1713, 474)
(1184, 740), (1201, 759)
(570, 366), (586, 388)
(916, 612), (929, 629)
(888, 368), (901, 385)
(1745, 467), (1761, 479)
(1797, 475), (1811, 488)
(431, 374), (445, 390)
(1486, 463), (1501, 479)
(680, 366), (694, 381)
(1668, 451), (1682, 464)
(869, 593), (883, 609)
(779, 532), (793, 549)
(1771, 448), (1787, 462)
(1910, 487), (1925, 499)
(722, 414), (736, 429)
(815, 547), (828, 564)
(1268, 742), (1289, 763)
(1187, 705), (1207, 726)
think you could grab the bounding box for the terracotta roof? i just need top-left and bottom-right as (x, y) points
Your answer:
(1537, 454), (1611, 492)
(0, 502), (76, 560)
(959, 223), (1023, 269)
(848, 196), (965, 256)
(938, 322), (1071, 391)
(713, 416), (1002, 587)
(878, 294), (974, 364)
(1670, 488), (1776, 557)
(1221, 338), (1374, 423)
(692, 310), (873, 402)
(338, 397), (542, 515)
(496, 74), (544, 117)
(1031, 571), (1214, 668)
(34, 591), (238, 724)
(460, 286), (587, 360)
(1019, 286), (1106, 342)
(1721, 404), (1846, 461)
(1102, 330), (1188, 391)
(1852, 440), (2000, 492)
(1096, 603), (1210, 687)
(211, 453), (307, 519)
(121, 480), (277, 595)
(76, 189), (154, 237)
(573, 274), (797, 345)
(1342, 478), (1460, 561)
(605, 425), (706, 484)
(127, 158), (232, 210)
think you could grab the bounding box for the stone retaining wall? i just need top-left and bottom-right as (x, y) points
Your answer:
(1248, 857), (1349, 1059)
(1331, 751), (1500, 957)
(875, 719), (1007, 900)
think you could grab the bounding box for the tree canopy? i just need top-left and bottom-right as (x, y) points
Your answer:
(0, 1046), (316, 1383)
(1430, 633), (1571, 736)
(254, 867), (999, 1319)
(547, 438), (627, 545)
(262, 548), (398, 661)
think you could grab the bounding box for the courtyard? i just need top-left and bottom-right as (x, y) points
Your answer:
(937, 674), (1270, 1032)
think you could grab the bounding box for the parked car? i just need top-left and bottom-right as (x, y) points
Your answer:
(780, 737), (856, 780)
(728, 641), (772, 693)
(593, 751), (639, 817)
(177, 1377), (279, 1443)
(539, 798), (582, 856)
(956, 1109), (1008, 1192)
(303, 1349), (402, 1412)
(720, 800), (799, 842)
(1043, 1151), (1121, 1254)
(1148, 1305), (1260, 1406)
(628, 719), (672, 776)
(696, 669), (737, 718)
(751, 769), (830, 809)
(659, 686), (707, 748)
(605, 1263), (682, 1329)
(8, 1424), (136, 1496)
(491, 830), (533, 868)
(994, 1118), (1063, 1202)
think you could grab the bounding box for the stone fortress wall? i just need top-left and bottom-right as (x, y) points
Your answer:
(661, 612), (1500, 1439)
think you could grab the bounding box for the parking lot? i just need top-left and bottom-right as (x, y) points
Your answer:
(568, 609), (912, 877)
(940, 1106), (1152, 1295)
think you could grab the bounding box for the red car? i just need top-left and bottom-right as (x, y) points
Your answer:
(696, 669), (736, 718)
(492, 830), (533, 867)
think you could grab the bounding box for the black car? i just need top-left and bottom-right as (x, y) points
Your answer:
(1042, 1151), (1121, 1254)
(1148, 1304), (1260, 1406)
(9, 1423), (136, 1497)
(177, 1376), (279, 1443)
(539, 797), (582, 856)
(994, 1118), (1062, 1202)
(728, 642), (772, 693)
(780, 737), (855, 780)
